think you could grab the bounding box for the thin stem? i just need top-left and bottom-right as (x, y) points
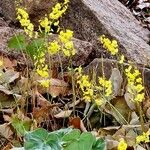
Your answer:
(136, 102), (146, 132)
(70, 58), (76, 116)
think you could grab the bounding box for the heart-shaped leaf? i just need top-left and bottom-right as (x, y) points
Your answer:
(24, 128), (62, 150)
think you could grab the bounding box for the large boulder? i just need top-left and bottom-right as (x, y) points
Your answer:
(0, 0), (57, 23)
(84, 58), (150, 94)
(61, 0), (150, 67)
(1, 0), (150, 67)
(0, 25), (93, 67)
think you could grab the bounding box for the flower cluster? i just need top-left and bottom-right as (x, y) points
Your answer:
(118, 138), (127, 150)
(49, 2), (68, 22)
(39, 0), (69, 33)
(98, 77), (112, 97)
(48, 41), (61, 55)
(125, 66), (144, 103)
(39, 17), (51, 33)
(136, 131), (150, 144)
(38, 79), (51, 88)
(16, 8), (34, 37)
(34, 51), (50, 88)
(59, 30), (76, 57)
(76, 67), (112, 106)
(119, 55), (125, 64)
(99, 35), (118, 55)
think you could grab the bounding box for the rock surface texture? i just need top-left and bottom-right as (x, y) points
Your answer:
(85, 58), (150, 94)
(0, 0), (150, 67)
(61, 0), (150, 67)
(0, 25), (93, 67)
(0, 0), (57, 23)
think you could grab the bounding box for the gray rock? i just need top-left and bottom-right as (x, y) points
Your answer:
(0, 26), (93, 67)
(0, 0), (58, 23)
(84, 58), (150, 94)
(61, 0), (150, 67)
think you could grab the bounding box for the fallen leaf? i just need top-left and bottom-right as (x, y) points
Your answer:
(124, 92), (136, 110)
(54, 110), (72, 118)
(110, 68), (123, 96)
(38, 78), (70, 97)
(0, 123), (13, 140)
(130, 112), (139, 125)
(0, 70), (19, 84)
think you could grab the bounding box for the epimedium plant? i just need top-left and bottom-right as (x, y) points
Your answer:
(6, 0), (150, 150)
(24, 128), (106, 150)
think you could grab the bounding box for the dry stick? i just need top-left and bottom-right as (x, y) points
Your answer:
(14, 32), (32, 112)
(86, 103), (96, 119)
(70, 58), (76, 117)
(58, 53), (64, 80)
(84, 102), (90, 116)
(137, 102), (146, 132)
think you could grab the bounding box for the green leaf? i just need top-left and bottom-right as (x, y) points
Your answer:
(63, 132), (95, 150)
(78, 132), (95, 150)
(24, 128), (62, 150)
(11, 115), (31, 136)
(62, 129), (81, 142)
(26, 38), (45, 59)
(52, 128), (73, 139)
(92, 138), (106, 150)
(8, 34), (26, 50)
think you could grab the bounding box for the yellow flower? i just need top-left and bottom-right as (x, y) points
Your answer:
(64, 0), (69, 4)
(36, 68), (49, 78)
(99, 35), (118, 55)
(118, 138), (127, 150)
(0, 60), (3, 67)
(136, 77), (142, 83)
(16, 8), (34, 37)
(119, 55), (124, 64)
(125, 66), (144, 103)
(39, 17), (50, 33)
(134, 93), (144, 102)
(136, 131), (150, 144)
(135, 84), (144, 93)
(62, 49), (70, 57)
(95, 98), (103, 106)
(49, 1), (68, 23)
(59, 30), (76, 57)
(48, 41), (60, 55)
(65, 41), (74, 49)
(59, 30), (73, 43)
(17, 8), (29, 19)
(38, 79), (50, 88)
(98, 77), (112, 97)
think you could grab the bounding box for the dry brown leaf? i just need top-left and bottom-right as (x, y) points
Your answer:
(34, 92), (52, 107)
(2, 142), (13, 150)
(0, 55), (17, 70)
(38, 78), (70, 97)
(0, 85), (12, 95)
(146, 107), (150, 119)
(125, 129), (137, 147)
(129, 112), (139, 125)
(106, 97), (131, 125)
(109, 68), (123, 96)
(0, 70), (19, 84)
(0, 123), (13, 140)
(124, 92), (136, 110)
(54, 110), (72, 118)
(3, 115), (11, 122)
(105, 138), (118, 150)
(112, 128), (126, 141)
(33, 107), (51, 124)
(69, 117), (87, 132)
